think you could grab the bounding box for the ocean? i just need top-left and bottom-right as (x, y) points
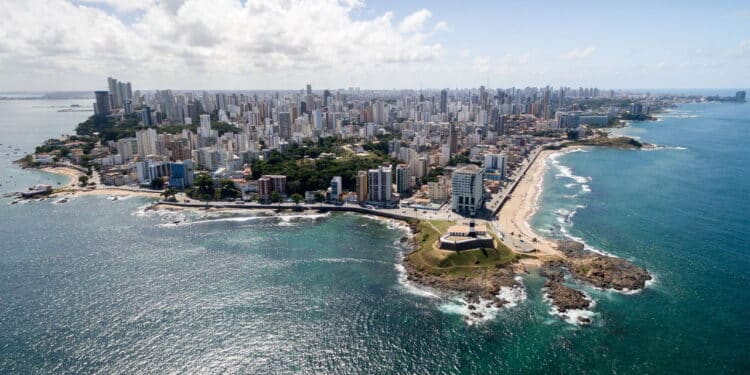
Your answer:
(0, 98), (748, 373)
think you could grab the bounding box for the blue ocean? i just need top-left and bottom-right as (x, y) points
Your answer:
(0, 98), (748, 373)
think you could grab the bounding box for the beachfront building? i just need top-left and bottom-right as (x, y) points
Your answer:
(367, 165), (392, 204)
(356, 170), (368, 203)
(451, 164), (485, 216)
(484, 153), (507, 179)
(329, 176), (342, 202)
(395, 164), (411, 195)
(168, 160), (195, 190)
(258, 175), (287, 201)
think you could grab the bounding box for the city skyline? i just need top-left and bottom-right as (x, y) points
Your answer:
(1, 0), (749, 91)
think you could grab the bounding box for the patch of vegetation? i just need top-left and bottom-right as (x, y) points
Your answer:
(250, 146), (393, 195)
(407, 220), (519, 276)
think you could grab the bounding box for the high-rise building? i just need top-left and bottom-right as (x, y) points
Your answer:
(329, 176), (342, 202)
(199, 114), (211, 137)
(373, 100), (386, 125)
(484, 153), (507, 178)
(135, 128), (157, 157)
(141, 106), (153, 127)
(367, 165), (392, 203)
(107, 77), (119, 109)
(115, 138), (137, 161)
(356, 171), (368, 203)
(278, 112), (291, 139)
(395, 164), (411, 194)
(451, 164), (484, 216)
(439, 89), (448, 114)
(94, 90), (111, 115)
(168, 160), (195, 190)
(448, 123), (458, 154)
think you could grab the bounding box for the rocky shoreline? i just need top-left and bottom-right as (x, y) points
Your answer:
(402, 235), (652, 325)
(555, 240), (652, 291)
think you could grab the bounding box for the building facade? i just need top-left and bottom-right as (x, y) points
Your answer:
(451, 165), (484, 216)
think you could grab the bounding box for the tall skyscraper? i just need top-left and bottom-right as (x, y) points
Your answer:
(135, 128), (157, 157)
(94, 90), (111, 115)
(451, 164), (484, 216)
(367, 165), (392, 203)
(439, 89), (448, 114)
(395, 164), (411, 194)
(448, 123), (458, 154)
(278, 112), (292, 139)
(199, 114), (211, 137)
(356, 171), (368, 202)
(329, 176), (342, 202)
(542, 88), (551, 120)
(141, 106), (153, 126)
(107, 77), (119, 109)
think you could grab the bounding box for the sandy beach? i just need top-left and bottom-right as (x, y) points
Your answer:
(497, 149), (562, 262)
(40, 166), (84, 186)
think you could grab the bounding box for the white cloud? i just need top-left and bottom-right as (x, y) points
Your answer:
(76, 0), (156, 12)
(398, 9), (432, 33)
(460, 49), (471, 58)
(0, 0), (445, 89)
(560, 46), (596, 59)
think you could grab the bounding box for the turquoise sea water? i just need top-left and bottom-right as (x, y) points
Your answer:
(0, 99), (748, 373)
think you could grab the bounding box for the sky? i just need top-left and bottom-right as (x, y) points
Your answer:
(0, 0), (748, 91)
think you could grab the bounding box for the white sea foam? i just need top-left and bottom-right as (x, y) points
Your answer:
(647, 145), (688, 152)
(393, 262), (441, 299)
(550, 153), (591, 185)
(543, 291), (596, 326)
(438, 278), (527, 326)
(155, 211), (331, 227)
(315, 257), (388, 265)
(558, 225), (613, 257)
(599, 273), (657, 295)
(581, 184), (591, 193)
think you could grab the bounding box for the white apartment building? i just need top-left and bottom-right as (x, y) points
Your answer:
(451, 164), (484, 216)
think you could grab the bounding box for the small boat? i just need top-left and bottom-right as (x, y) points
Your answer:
(56, 197), (68, 204)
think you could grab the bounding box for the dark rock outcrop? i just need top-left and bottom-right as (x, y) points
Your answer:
(544, 280), (591, 312)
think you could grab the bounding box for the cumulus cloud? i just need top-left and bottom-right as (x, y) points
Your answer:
(76, 0), (156, 12)
(398, 8), (432, 33)
(0, 0), (445, 89)
(560, 46), (596, 59)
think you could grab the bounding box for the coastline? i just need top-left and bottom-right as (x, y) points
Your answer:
(498, 148), (565, 263)
(39, 166), (82, 187)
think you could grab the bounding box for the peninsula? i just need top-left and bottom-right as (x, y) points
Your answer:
(16, 80), (727, 324)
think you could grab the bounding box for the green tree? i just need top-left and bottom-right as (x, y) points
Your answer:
(149, 177), (165, 190)
(291, 193), (303, 204)
(270, 191), (282, 203)
(161, 187), (178, 202)
(78, 175), (89, 187)
(193, 174), (215, 200)
(219, 179), (241, 200)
